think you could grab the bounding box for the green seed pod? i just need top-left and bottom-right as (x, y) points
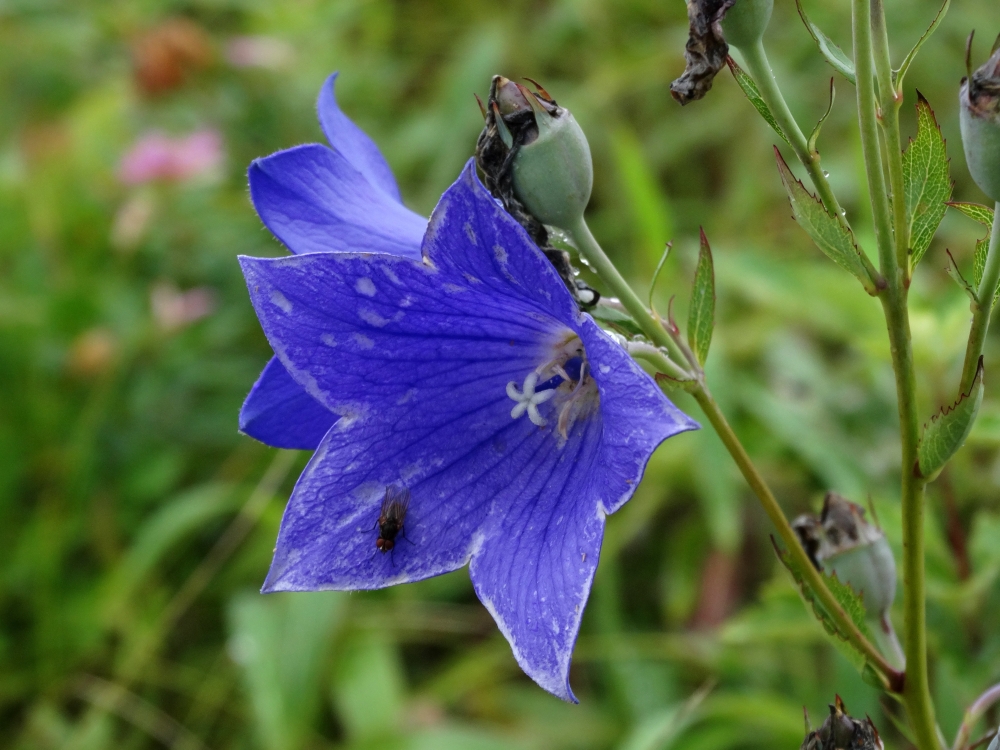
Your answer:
(960, 44), (1000, 202)
(720, 0), (774, 51)
(793, 493), (896, 618)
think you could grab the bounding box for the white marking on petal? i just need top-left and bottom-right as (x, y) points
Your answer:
(270, 291), (292, 313)
(320, 333), (337, 347)
(381, 265), (401, 285)
(396, 388), (417, 405)
(353, 333), (374, 349)
(358, 308), (390, 327)
(599, 364), (611, 374)
(355, 277), (376, 297)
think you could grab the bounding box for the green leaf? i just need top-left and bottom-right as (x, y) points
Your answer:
(774, 149), (877, 294)
(949, 202), (996, 298)
(687, 229), (715, 367)
(917, 358), (985, 480)
(948, 201), (995, 228)
(649, 241), (672, 311)
(895, 0), (951, 91)
(946, 249), (978, 302)
(807, 78), (835, 156)
(771, 538), (872, 671)
(903, 93), (952, 267)
(725, 56), (790, 146)
(795, 0), (856, 84)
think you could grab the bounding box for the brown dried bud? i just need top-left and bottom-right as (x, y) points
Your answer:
(801, 696), (884, 750)
(670, 0), (772, 105)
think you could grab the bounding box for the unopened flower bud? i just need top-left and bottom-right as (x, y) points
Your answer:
(801, 696), (884, 750)
(475, 76), (599, 309)
(720, 0), (773, 51)
(793, 493), (896, 617)
(960, 41), (1000, 202)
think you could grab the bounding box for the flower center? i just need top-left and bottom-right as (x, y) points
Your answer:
(505, 336), (598, 439)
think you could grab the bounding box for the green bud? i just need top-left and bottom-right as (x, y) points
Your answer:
(474, 76), (600, 308)
(793, 493), (896, 617)
(720, 0), (773, 51)
(960, 43), (1000, 202)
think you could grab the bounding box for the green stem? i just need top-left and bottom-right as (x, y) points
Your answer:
(567, 217), (688, 368)
(691, 386), (901, 686)
(568, 217), (900, 688)
(853, 0), (896, 280)
(738, 39), (880, 285)
(959, 205), (1000, 393)
(870, 0), (910, 275)
(739, 40), (844, 220)
(859, 1), (940, 747)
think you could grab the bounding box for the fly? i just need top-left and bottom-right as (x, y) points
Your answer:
(375, 486), (410, 553)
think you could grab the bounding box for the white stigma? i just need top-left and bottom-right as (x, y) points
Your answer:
(506, 372), (556, 426)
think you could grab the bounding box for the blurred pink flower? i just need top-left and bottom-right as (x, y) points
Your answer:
(118, 130), (223, 185)
(224, 35), (293, 70)
(151, 282), (217, 332)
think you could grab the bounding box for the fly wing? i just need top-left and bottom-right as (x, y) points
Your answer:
(382, 485), (410, 519)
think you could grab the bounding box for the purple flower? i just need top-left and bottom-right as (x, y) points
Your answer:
(239, 161), (698, 700)
(240, 73), (427, 449)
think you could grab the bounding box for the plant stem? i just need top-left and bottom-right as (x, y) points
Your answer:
(739, 40), (844, 221)
(569, 219), (900, 688)
(738, 40), (881, 285)
(953, 682), (1000, 750)
(690, 385), (901, 685)
(568, 217), (689, 368)
(857, 0), (940, 747)
(960, 204), (1000, 393)
(870, 0), (910, 275)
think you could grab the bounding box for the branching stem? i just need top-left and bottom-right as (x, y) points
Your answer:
(859, 0), (939, 747)
(960, 204), (1000, 393)
(569, 218), (901, 689)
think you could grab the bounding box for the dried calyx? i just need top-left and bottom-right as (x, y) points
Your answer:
(793, 493), (896, 618)
(670, 0), (773, 105)
(475, 75), (598, 309)
(960, 34), (1000, 201)
(800, 696), (884, 750)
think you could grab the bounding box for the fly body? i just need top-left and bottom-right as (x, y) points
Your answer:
(376, 486), (410, 553)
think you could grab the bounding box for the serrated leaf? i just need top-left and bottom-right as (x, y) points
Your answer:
(895, 0), (951, 91)
(775, 149), (877, 294)
(687, 229), (715, 367)
(947, 201), (995, 228)
(917, 359), (985, 480)
(904, 93), (952, 267)
(772, 538), (872, 671)
(725, 57), (790, 146)
(796, 0), (856, 84)
(950, 203), (998, 303)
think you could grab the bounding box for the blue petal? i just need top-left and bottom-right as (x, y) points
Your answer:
(470, 316), (698, 701)
(239, 356), (336, 450)
(248, 144), (426, 258)
(240, 161), (697, 700)
(317, 72), (403, 203)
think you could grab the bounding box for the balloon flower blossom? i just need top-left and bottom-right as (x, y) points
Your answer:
(239, 73), (697, 700)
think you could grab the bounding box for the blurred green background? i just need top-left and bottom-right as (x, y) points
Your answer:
(2, 0), (1000, 748)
